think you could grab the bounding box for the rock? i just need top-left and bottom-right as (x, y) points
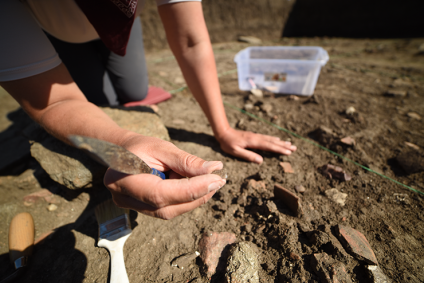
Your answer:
(274, 184), (303, 217)
(407, 112), (422, 120)
(29, 107), (170, 190)
(345, 106), (356, 115)
(308, 230), (331, 247)
(325, 188), (348, 206)
(170, 251), (200, 269)
(367, 265), (391, 283)
(395, 150), (424, 175)
(198, 231), (236, 277)
(47, 204), (58, 212)
(295, 185), (306, 193)
(404, 142), (420, 151)
(225, 242), (260, 283)
(279, 162), (294, 173)
(384, 90), (407, 97)
(310, 253), (353, 283)
(260, 103), (273, 113)
(289, 252), (301, 261)
(244, 103), (254, 110)
(336, 224), (378, 265)
(238, 36), (262, 44)
(340, 137), (355, 146)
(319, 164), (352, 181)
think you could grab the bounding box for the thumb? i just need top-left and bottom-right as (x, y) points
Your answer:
(166, 151), (224, 178)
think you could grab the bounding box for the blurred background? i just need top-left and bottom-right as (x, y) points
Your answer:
(140, 0), (424, 51)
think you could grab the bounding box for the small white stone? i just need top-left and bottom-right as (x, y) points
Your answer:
(345, 106), (356, 115)
(47, 204), (57, 212)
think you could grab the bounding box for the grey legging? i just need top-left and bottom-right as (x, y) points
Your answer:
(46, 18), (148, 106)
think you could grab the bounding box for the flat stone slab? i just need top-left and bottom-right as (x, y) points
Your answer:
(336, 224), (378, 265)
(198, 231), (236, 278)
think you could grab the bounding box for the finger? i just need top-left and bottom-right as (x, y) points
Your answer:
(158, 148), (224, 177)
(113, 190), (216, 220)
(229, 146), (263, 164)
(245, 134), (297, 155)
(105, 170), (226, 208)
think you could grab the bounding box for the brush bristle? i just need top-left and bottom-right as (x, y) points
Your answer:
(95, 199), (129, 225)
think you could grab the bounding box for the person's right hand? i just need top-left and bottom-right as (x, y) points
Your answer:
(103, 134), (226, 220)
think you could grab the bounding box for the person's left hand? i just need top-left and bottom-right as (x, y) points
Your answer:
(216, 127), (297, 164)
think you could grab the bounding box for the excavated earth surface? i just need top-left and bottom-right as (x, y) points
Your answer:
(1, 37), (424, 282)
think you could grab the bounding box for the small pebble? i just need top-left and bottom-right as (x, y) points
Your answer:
(345, 106), (356, 115)
(244, 103), (254, 110)
(341, 137), (355, 146)
(404, 142), (420, 151)
(407, 112), (421, 120)
(295, 185), (306, 193)
(47, 204), (58, 212)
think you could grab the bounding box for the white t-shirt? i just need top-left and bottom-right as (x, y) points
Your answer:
(0, 0), (201, 82)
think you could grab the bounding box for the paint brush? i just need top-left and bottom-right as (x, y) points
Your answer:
(95, 199), (132, 283)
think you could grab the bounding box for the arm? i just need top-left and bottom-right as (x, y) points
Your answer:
(1, 64), (225, 219)
(158, 2), (296, 164)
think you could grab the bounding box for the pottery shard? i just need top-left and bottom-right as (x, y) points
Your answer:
(279, 162), (294, 173)
(274, 184), (303, 217)
(225, 241), (260, 283)
(29, 107), (170, 190)
(320, 164), (351, 181)
(311, 253), (353, 283)
(198, 231), (236, 277)
(336, 224), (378, 265)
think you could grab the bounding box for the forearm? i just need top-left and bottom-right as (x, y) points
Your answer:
(158, 2), (231, 139)
(1, 64), (134, 147)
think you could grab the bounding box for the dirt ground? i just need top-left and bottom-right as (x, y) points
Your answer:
(1, 37), (424, 282)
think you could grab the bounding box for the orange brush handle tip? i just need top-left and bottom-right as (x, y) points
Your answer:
(9, 212), (35, 263)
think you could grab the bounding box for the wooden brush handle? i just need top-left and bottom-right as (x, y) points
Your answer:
(9, 212), (35, 264)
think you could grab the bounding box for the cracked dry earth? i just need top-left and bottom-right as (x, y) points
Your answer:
(1, 37), (424, 282)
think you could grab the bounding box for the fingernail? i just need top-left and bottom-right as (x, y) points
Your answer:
(208, 179), (226, 192)
(254, 156), (263, 164)
(203, 161), (223, 171)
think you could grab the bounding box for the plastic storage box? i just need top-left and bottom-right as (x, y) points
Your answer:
(234, 46), (329, 96)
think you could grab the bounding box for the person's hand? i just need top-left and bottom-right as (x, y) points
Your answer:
(104, 135), (226, 219)
(216, 127), (297, 164)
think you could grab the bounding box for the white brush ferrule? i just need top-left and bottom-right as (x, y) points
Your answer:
(98, 229), (132, 283)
